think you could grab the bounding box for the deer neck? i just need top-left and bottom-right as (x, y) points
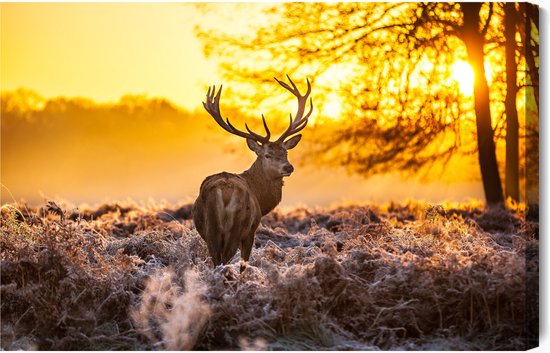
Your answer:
(241, 159), (283, 216)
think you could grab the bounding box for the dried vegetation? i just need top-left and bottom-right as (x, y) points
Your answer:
(0, 200), (538, 350)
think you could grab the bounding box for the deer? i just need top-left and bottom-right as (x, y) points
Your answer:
(193, 76), (313, 272)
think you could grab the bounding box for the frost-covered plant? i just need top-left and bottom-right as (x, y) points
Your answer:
(1, 200), (536, 350)
(131, 268), (211, 350)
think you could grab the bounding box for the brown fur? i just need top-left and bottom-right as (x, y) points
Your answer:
(193, 143), (292, 268)
(194, 76), (311, 268)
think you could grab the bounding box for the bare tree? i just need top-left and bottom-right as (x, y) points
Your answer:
(505, 2), (519, 202)
(458, 3), (503, 204)
(198, 2), (539, 205)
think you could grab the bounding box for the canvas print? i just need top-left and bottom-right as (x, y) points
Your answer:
(0, 2), (539, 350)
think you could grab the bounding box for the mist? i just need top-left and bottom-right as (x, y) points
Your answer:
(1, 90), (484, 208)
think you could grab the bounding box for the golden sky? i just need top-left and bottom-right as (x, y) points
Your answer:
(1, 2), (237, 110)
(1, 2), (486, 207)
(1, 2), (478, 114)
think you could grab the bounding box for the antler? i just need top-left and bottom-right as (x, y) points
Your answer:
(203, 85), (271, 144)
(275, 75), (313, 143)
(203, 77), (312, 144)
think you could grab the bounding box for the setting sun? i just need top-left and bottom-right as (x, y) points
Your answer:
(451, 60), (474, 96)
(322, 93), (343, 120)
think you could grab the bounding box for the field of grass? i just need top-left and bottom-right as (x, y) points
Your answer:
(0, 200), (538, 350)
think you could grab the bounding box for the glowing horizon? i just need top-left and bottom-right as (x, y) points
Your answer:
(1, 3), (225, 110)
(2, 2), (521, 207)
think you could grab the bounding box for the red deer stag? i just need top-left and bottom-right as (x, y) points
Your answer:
(193, 76), (313, 271)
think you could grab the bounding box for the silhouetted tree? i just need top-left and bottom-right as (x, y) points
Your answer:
(505, 2), (519, 202)
(519, 3), (539, 107)
(198, 2), (539, 205)
(457, 3), (503, 204)
(518, 3), (539, 205)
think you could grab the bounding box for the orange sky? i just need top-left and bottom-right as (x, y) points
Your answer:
(1, 2), (263, 110)
(1, 2), (487, 207)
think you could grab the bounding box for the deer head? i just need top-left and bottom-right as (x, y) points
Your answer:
(203, 76), (313, 180)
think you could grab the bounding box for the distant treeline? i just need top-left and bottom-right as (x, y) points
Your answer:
(0, 89), (231, 205)
(2, 89), (199, 134)
(0, 89), (538, 205)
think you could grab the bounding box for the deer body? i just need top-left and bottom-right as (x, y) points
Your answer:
(193, 77), (313, 269)
(193, 160), (282, 266)
(193, 172), (262, 266)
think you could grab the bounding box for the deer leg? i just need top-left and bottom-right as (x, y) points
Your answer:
(239, 229), (257, 273)
(205, 223), (223, 267)
(208, 241), (222, 267)
(221, 235), (239, 265)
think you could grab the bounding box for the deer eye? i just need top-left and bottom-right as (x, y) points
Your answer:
(265, 154), (272, 159)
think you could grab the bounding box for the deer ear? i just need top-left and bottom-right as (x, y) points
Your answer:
(283, 135), (302, 150)
(246, 138), (263, 154)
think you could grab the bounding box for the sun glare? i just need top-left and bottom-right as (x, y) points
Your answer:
(316, 63), (356, 120)
(323, 93), (343, 120)
(451, 60), (474, 96)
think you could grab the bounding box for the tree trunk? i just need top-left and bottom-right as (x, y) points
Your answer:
(460, 3), (504, 205)
(505, 2), (520, 202)
(525, 3), (539, 108)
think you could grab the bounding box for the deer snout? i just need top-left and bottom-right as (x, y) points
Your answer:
(282, 164), (294, 176)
